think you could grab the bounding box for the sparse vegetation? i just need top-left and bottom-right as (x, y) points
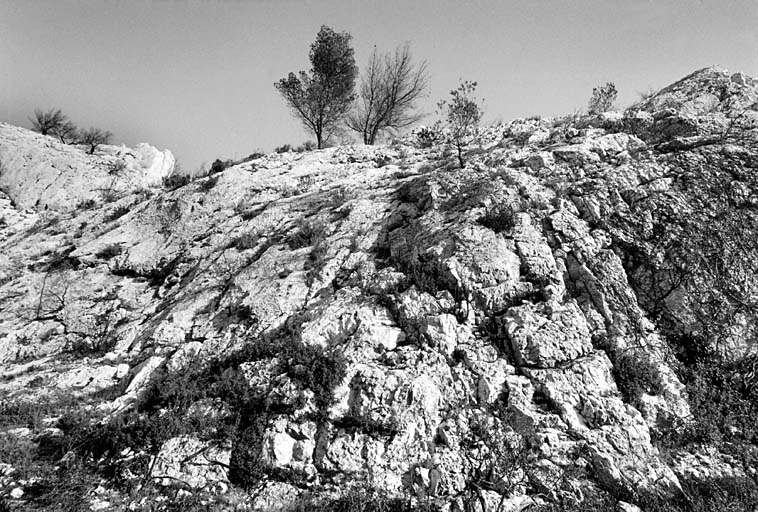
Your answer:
(162, 172), (191, 190)
(287, 218), (328, 250)
(346, 43), (429, 145)
(414, 123), (444, 149)
(274, 26), (358, 149)
(108, 158), (127, 175)
(199, 173), (220, 191)
(437, 80), (484, 168)
(78, 127), (112, 154)
(95, 243), (123, 260)
(210, 158), (233, 175)
(29, 108), (77, 143)
(105, 204), (130, 222)
(477, 203), (516, 233)
(587, 82), (618, 115)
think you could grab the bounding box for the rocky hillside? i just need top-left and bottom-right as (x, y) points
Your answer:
(1, 67), (758, 511)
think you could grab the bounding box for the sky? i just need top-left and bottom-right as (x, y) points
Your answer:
(1, 0), (757, 172)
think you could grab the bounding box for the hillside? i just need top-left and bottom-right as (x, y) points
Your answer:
(1, 67), (758, 511)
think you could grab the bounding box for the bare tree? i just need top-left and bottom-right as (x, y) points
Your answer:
(78, 127), (112, 154)
(30, 108), (77, 143)
(346, 43), (429, 145)
(54, 120), (79, 144)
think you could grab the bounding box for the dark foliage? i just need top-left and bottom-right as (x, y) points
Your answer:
(477, 203), (516, 233)
(274, 26), (358, 149)
(162, 173), (191, 190)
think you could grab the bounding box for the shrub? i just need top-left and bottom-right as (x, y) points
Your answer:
(77, 198), (98, 210)
(374, 154), (393, 167)
(199, 174), (220, 191)
(162, 172), (191, 190)
(284, 344), (347, 411)
(477, 203), (516, 233)
(108, 159), (127, 175)
(210, 158), (233, 175)
(95, 243), (122, 260)
(415, 123), (444, 149)
(276, 144), (293, 154)
(611, 351), (660, 405)
(105, 204), (129, 222)
(587, 82), (618, 115)
(231, 232), (259, 250)
(296, 141), (316, 152)
(288, 218), (328, 250)
(239, 151), (265, 163)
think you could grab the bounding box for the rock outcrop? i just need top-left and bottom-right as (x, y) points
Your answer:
(0, 123), (174, 212)
(1, 67), (758, 511)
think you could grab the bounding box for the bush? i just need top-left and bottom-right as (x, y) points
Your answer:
(287, 218), (329, 250)
(239, 151), (265, 163)
(587, 82), (618, 115)
(105, 204), (130, 222)
(296, 141), (317, 152)
(414, 123), (444, 149)
(210, 158), (233, 175)
(611, 351), (660, 405)
(477, 203), (516, 233)
(95, 243), (122, 260)
(108, 159), (127, 175)
(231, 232), (259, 250)
(77, 198), (98, 210)
(199, 174), (220, 191)
(162, 172), (191, 190)
(276, 144), (293, 154)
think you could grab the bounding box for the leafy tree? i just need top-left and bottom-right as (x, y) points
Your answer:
(274, 26), (358, 149)
(346, 43), (429, 145)
(587, 82), (618, 115)
(437, 80), (483, 168)
(78, 127), (112, 154)
(30, 108), (78, 143)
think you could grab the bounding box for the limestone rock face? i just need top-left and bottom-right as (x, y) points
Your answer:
(2, 68), (758, 510)
(0, 122), (174, 212)
(151, 436), (231, 490)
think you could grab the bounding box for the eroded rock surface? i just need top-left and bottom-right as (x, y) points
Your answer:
(2, 67), (758, 511)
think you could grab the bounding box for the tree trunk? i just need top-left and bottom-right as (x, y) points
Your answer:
(457, 142), (464, 168)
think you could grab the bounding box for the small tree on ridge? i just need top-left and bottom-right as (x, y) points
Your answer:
(79, 127), (112, 154)
(30, 108), (78, 143)
(587, 82), (618, 115)
(438, 80), (483, 168)
(274, 26), (358, 149)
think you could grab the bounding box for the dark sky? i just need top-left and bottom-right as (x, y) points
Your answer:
(2, 0), (757, 171)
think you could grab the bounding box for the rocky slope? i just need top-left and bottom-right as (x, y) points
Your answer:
(1, 67), (758, 511)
